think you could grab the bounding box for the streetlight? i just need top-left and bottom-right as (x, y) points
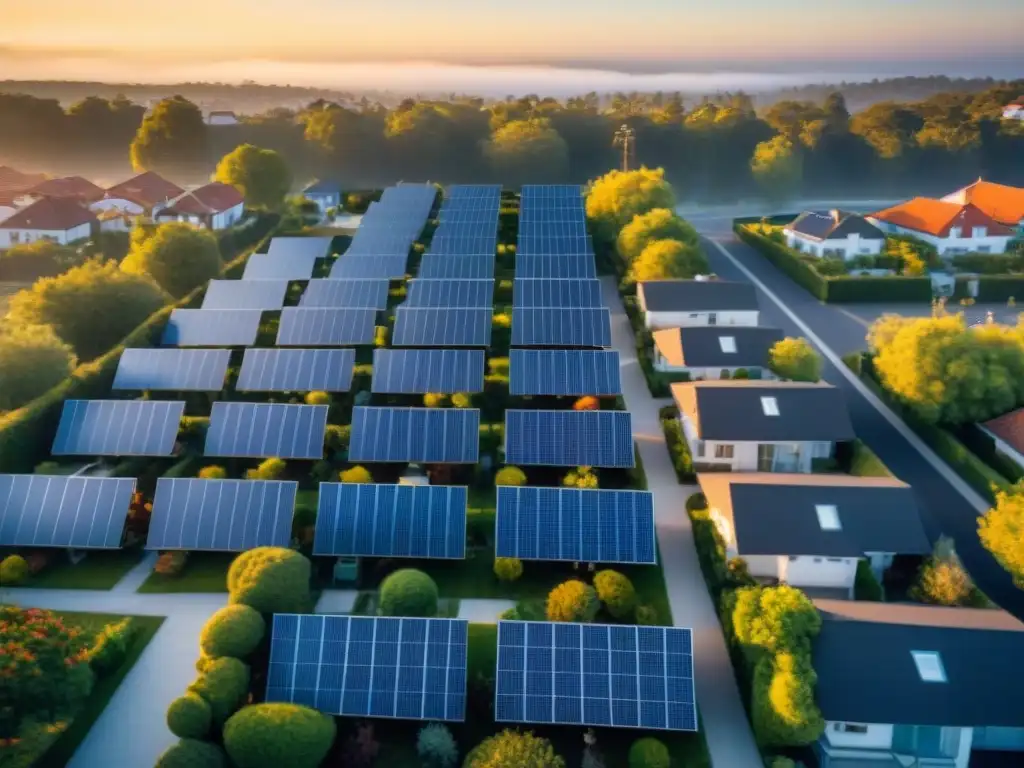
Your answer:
(613, 124), (635, 172)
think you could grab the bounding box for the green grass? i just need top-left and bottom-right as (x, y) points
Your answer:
(18, 549), (144, 590)
(850, 439), (892, 477)
(136, 551), (234, 593)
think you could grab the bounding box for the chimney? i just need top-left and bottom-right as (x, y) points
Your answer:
(829, 209), (841, 222)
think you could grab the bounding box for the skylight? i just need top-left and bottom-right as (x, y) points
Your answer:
(910, 651), (947, 683)
(760, 396), (779, 416)
(815, 504), (841, 531)
(718, 336), (737, 354)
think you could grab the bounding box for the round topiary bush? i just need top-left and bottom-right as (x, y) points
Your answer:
(494, 557), (523, 582)
(546, 580), (600, 623)
(495, 466), (527, 486)
(465, 730), (566, 768)
(685, 492), (707, 512)
(423, 392), (449, 407)
(166, 693), (213, 739)
(304, 391), (331, 405)
(199, 604), (266, 660)
(634, 604), (659, 626)
(227, 547), (311, 614)
(628, 737), (670, 768)
(339, 465), (372, 483)
(223, 703), (336, 768)
(594, 570), (637, 619)
(0, 554), (29, 585)
(198, 465), (227, 479)
(155, 739), (226, 768)
(378, 569), (439, 617)
(187, 657), (251, 723)
(451, 392), (472, 408)
(417, 722), (458, 768)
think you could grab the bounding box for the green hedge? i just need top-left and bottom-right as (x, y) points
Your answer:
(734, 222), (826, 300)
(974, 276), (1024, 302)
(659, 405), (696, 483)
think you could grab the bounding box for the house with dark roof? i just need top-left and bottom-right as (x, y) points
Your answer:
(783, 210), (885, 260)
(811, 600), (1024, 766)
(0, 196), (97, 248)
(868, 198), (1014, 255)
(941, 178), (1024, 235)
(92, 171), (186, 231)
(698, 473), (929, 594)
(154, 182), (245, 230)
(671, 380), (855, 473)
(979, 407), (1024, 473)
(303, 180), (343, 216)
(652, 325), (784, 379)
(636, 279), (759, 330)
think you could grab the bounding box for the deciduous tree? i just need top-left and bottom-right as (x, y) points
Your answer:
(617, 208), (699, 264)
(0, 324), (77, 410)
(978, 485), (1024, 587)
(629, 238), (709, 282)
(751, 135), (803, 200)
(121, 222), (222, 299)
(130, 96), (208, 174)
(214, 144), (292, 211)
(483, 118), (569, 185)
(768, 337), (823, 382)
(586, 167), (675, 243)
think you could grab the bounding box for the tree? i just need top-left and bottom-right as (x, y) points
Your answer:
(978, 485), (1024, 587)
(339, 465), (373, 483)
(418, 722), (459, 768)
(768, 337), (822, 382)
(246, 458), (287, 480)
(751, 135), (803, 200)
(6, 259), (168, 361)
(227, 547), (312, 614)
(199, 605), (266, 660)
(546, 580), (600, 623)
(155, 739), (226, 768)
(0, 324), (76, 411)
(130, 96), (208, 174)
(464, 730), (566, 768)
(214, 144), (292, 211)
(495, 466), (527, 486)
(187, 656), (250, 723)
(617, 208), (700, 264)
(629, 238), (710, 282)
(378, 569), (439, 617)
(223, 703), (336, 768)
(494, 557), (524, 582)
(121, 222), (222, 299)
(0, 555), (29, 585)
(166, 693), (213, 739)
(483, 118), (569, 185)
(628, 737), (670, 768)
(586, 167), (675, 243)
(593, 570), (637, 619)
(754, 652), (824, 747)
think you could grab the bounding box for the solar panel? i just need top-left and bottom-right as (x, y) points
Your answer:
(300, 279), (390, 309)
(52, 400), (185, 456)
(266, 236), (333, 260)
(418, 255), (495, 280)
(404, 279), (494, 308)
(0, 475), (136, 549)
(277, 308), (377, 346)
(266, 615), (467, 721)
(438, 209), (500, 224)
(392, 308), (491, 347)
(314, 483), (467, 558)
(509, 349), (621, 396)
(495, 486), (655, 564)
(521, 184), (582, 199)
(431, 223), (497, 239)
(371, 349), (485, 394)
(162, 309), (262, 347)
(113, 348), (230, 391)
(349, 407), (480, 463)
(516, 236), (594, 257)
(512, 308), (612, 348)
(201, 279), (289, 310)
(330, 255), (408, 279)
(205, 402), (328, 459)
(347, 232), (415, 256)
(146, 478), (297, 551)
(237, 348), (356, 392)
(242, 253), (318, 281)
(504, 410), (634, 467)
(427, 235), (497, 256)
(512, 278), (604, 308)
(515, 255), (597, 279)
(446, 184), (501, 200)
(518, 220), (589, 239)
(495, 621), (696, 731)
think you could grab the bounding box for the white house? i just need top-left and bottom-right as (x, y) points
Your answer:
(652, 325), (784, 379)
(92, 171), (185, 231)
(154, 182), (245, 230)
(980, 407), (1024, 474)
(303, 180), (343, 216)
(783, 210), (886, 259)
(0, 196), (96, 249)
(698, 472), (929, 593)
(812, 600), (1024, 767)
(1003, 103), (1024, 120)
(868, 198), (1014, 255)
(671, 380), (855, 473)
(637, 279), (759, 330)
(941, 179), (1024, 236)
(206, 111), (240, 126)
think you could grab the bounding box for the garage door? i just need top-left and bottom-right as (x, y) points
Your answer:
(783, 556), (852, 588)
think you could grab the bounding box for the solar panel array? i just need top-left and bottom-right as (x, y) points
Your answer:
(495, 486), (655, 564)
(0, 475), (136, 549)
(266, 236), (333, 260)
(201, 279), (289, 310)
(237, 348), (356, 392)
(392, 308), (491, 347)
(276, 308), (377, 346)
(147, 478), (297, 551)
(349, 407), (480, 463)
(266, 615), (468, 722)
(205, 402), (328, 459)
(504, 410), (634, 468)
(515, 255), (597, 279)
(372, 349), (485, 393)
(515, 186), (596, 285)
(162, 309), (262, 347)
(52, 400), (184, 457)
(418, 185), (499, 280)
(404, 279), (494, 308)
(113, 348), (230, 391)
(330, 255), (409, 280)
(242, 252), (318, 281)
(495, 621), (697, 731)
(513, 278), (604, 308)
(509, 349), (621, 396)
(418, 255), (494, 280)
(314, 483), (467, 558)
(300, 279), (390, 309)
(511, 308), (612, 348)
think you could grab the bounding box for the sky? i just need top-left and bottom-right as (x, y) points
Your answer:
(2, 0), (1022, 92)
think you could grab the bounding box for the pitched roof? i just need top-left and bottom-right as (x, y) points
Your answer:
(981, 407), (1024, 456)
(104, 171), (184, 209)
(0, 166), (47, 196)
(671, 380), (855, 442)
(0, 196), (97, 231)
(869, 198), (1013, 238)
(304, 180), (343, 196)
(698, 472), (930, 557)
(638, 279), (758, 313)
(786, 210), (885, 241)
(652, 326), (784, 369)
(169, 182), (244, 215)
(943, 179), (1024, 227)
(812, 600), (1024, 727)
(27, 175), (105, 203)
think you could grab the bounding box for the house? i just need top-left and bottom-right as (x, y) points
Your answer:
(671, 380), (855, 473)
(651, 325), (784, 379)
(206, 111), (240, 126)
(698, 473), (929, 594)
(636, 279), (759, 330)
(154, 182), (245, 230)
(867, 198), (1014, 255)
(23, 175), (105, 205)
(92, 171), (185, 231)
(0, 165), (47, 199)
(783, 210), (886, 259)
(979, 407), (1024, 473)
(303, 180), (343, 215)
(812, 600), (1024, 767)
(941, 179), (1024, 235)
(0, 196), (96, 248)
(1003, 103), (1024, 120)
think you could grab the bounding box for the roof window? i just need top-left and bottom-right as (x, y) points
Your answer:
(815, 504), (841, 531)
(760, 396), (779, 416)
(718, 336), (737, 354)
(910, 651), (947, 683)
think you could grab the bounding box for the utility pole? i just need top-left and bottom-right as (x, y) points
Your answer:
(613, 124), (635, 172)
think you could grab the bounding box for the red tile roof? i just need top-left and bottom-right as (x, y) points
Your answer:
(0, 166), (47, 196)
(0, 196), (97, 231)
(946, 180), (1024, 227)
(870, 198), (1014, 238)
(170, 182), (244, 215)
(983, 408), (1024, 457)
(104, 171), (184, 209)
(28, 175), (105, 203)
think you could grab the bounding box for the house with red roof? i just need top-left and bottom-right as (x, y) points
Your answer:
(941, 179), (1024, 235)
(0, 196), (97, 249)
(91, 171), (186, 231)
(23, 175), (106, 205)
(866, 198), (1014, 255)
(1003, 103), (1024, 121)
(153, 182), (245, 230)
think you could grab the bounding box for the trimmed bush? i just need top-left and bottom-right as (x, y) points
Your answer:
(198, 465), (228, 479)
(854, 560), (884, 601)
(594, 570), (637, 619)
(494, 557), (524, 582)
(634, 605), (659, 625)
(199, 604), (266, 660)
(227, 547), (312, 614)
(245, 457), (286, 480)
(628, 737), (670, 768)
(735, 223), (826, 300)
(339, 465), (372, 483)
(86, 617), (136, 675)
(451, 392), (473, 408)
(155, 739), (226, 768)
(166, 692), (213, 739)
(188, 656), (251, 723)
(304, 390), (331, 405)
(424, 392), (449, 407)
(378, 568), (439, 617)
(495, 466), (527, 486)
(418, 722), (459, 768)
(465, 730), (566, 768)
(223, 703), (336, 768)
(0, 554), (29, 585)
(546, 580), (600, 623)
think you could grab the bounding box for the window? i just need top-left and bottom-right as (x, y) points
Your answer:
(714, 444), (734, 459)
(827, 557), (844, 562)
(718, 336), (737, 354)
(910, 650), (947, 683)
(949, 227), (961, 238)
(835, 723), (870, 734)
(707, 313), (717, 326)
(760, 396), (780, 416)
(972, 226), (987, 238)
(977, 246), (991, 253)
(694, 440), (705, 458)
(10, 232), (20, 245)
(815, 504), (842, 530)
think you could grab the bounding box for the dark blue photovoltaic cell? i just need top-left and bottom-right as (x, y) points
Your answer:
(146, 478), (296, 551)
(346, 231), (415, 255)
(515, 255), (597, 279)
(162, 309), (262, 346)
(205, 403), (328, 459)
(300, 279), (390, 309)
(518, 220), (589, 239)
(516, 236), (594, 257)
(0, 475), (136, 548)
(509, 349), (621, 395)
(438, 210), (499, 224)
(349, 407), (480, 463)
(372, 349), (485, 393)
(242, 253), (318, 280)
(426, 235), (496, 256)
(392, 308), (491, 347)
(266, 615), (468, 722)
(113, 348), (230, 391)
(504, 410), (634, 468)
(520, 184), (583, 199)
(404, 279), (494, 308)
(495, 621), (696, 731)
(267, 236), (333, 260)
(276, 308), (377, 346)
(418, 255), (495, 279)
(201, 279), (289, 310)
(237, 348), (356, 392)
(314, 483), (467, 558)
(495, 486), (655, 564)
(512, 278), (604, 308)
(52, 400), (185, 456)
(330, 255), (409, 279)
(511, 308), (612, 347)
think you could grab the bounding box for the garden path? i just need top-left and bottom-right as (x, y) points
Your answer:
(457, 598), (516, 622)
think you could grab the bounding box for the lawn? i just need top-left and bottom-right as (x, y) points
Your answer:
(17, 549), (144, 590)
(136, 551), (234, 593)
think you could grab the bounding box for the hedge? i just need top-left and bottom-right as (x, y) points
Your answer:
(974, 276), (1024, 302)
(199, 605), (266, 660)
(659, 405), (696, 483)
(734, 222), (826, 300)
(223, 703), (336, 768)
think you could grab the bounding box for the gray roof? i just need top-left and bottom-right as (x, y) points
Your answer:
(812, 600), (1024, 727)
(638, 280), (758, 313)
(652, 326), (784, 369)
(787, 210), (885, 241)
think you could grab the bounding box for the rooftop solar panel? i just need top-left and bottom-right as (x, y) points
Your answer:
(0, 475), (136, 549)
(52, 400), (185, 456)
(300, 279), (390, 309)
(495, 621), (696, 731)
(201, 279), (289, 310)
(349, 407), (480, 463)
(495, 486), (655, 564)
(112, 348), (230, 392)
(266, 615), (467, 721)
(371, 349), (485, 394)
(509, 349), (621, 396)
(404, 279), (494, 308)
(512, 278), (604, 308)
(266, 236), (333, 260)
(314, 483), (467, 558)
(392, 308), (491, 347)
(242, 253), (318, 281)
(205, 402), (328, 459)
(418, 255), (495, 280)
(330, 255), (408, 279)
(162, 309), (262, 347)
(515, 255), (597, 279)
(237, 348), (355, 392)
(504, 410), (634, 468)
(276, 308), (377, 346)
(512, 308), (612, 348)
(146, 478), (297, 551)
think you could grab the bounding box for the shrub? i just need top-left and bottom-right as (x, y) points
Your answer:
(166, 693), (213, 739)
(574, 396), (600, 411)
(86, 617), (136, 675)
(628, 737), (670, 768)
(304, 390), (331, 405)
(685, 492), (707, 511)
(495, 466), (527, 486)
(121, 222), (223, 298)
(155, 739), (226, 768)
(593, 570), (637, 619)
(634, 605), (659, 625)
(155, 550), (188, 576)
(378, 568), (439, 617)
(0, 554), (29, 585)
(188, 657), (251, 723)
(488, 357), (510, 376)
(563, 467), (599, 489)
(753, 652), (824, 747)
(854, 560), (884, 601)
(494, 557), (524, 582)
(769, 337), (822, 382)
(246, 457), (286, 480)
(451, 392), (473, 408)
(0, 324), (77, 411)
(465, 730), (566, 768)
(339, 465), (373, 483)
(223, 703), (336, 768)
(198, 465), (228, 479)
(546, 580), (600, 623)
(199, 604), (266, 660)
(424, 392), (449, 407)
(227, 547), (312, 614)
(418, 722), (458, 768)
(662, 414), (695, 483)
(912, 555), (975, 606)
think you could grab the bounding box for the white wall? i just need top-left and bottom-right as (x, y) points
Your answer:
(0, 205), (16, 224)
(211, 202), (244, 230)
(681, 414), (833, 472)
(0, 222), (91, 248)
(820, 724), (971, 768)
(784, 230), (884, 260)
(91, 198), (145, 216)
(823, 722), (894, 750)
(867, 218), (1012, 255)
(645, 309), (759, 330)
(782, 555), (857, 589)
(652, 356), (769, 379)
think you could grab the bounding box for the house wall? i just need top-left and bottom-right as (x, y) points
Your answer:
(866, 218), (1012, 255)
(781, 555), (858, 589)
(211, 202), (244, 230)
(979, 426), (1024, 474)
(823, 721), (894, 750)
(783, 230), (884, 260)
(652, 354), (769, 379)
(0, 222), (91, 248)
(679, 414), (834, 472)
(90, 198), (146, 217)
(0, 205), (16, 224)
(820, 724), (971, 768)
(645, 309), (759, 330)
